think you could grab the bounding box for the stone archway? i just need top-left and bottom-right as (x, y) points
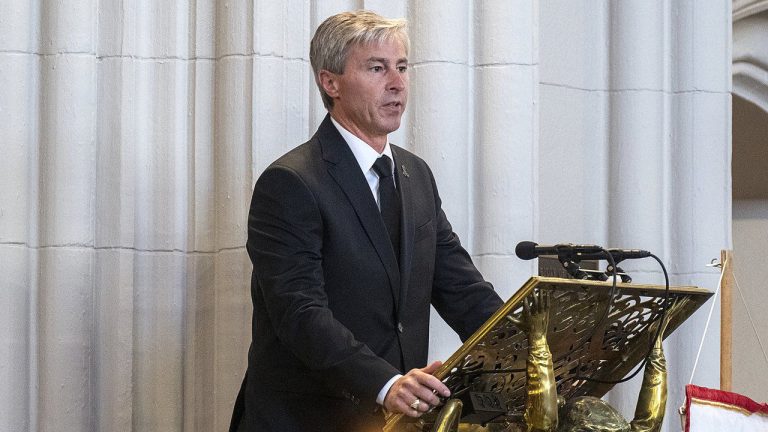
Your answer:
(734, 2), (768, 112)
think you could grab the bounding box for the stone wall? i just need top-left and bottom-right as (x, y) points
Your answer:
(0, 1), (731, 431)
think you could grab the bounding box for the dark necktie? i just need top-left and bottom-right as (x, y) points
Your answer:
(372, 155), (401, 262)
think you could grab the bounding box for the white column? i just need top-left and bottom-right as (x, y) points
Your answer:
(36, 0), (98, 429)
(0, 1), (733, 431)
(540, 2), (731, 429)
(0, 3), (38, 429)
(118, 1), (193, 428)
(472, 0), (539, 301)
(663, 1), (731, 425)
(207, 2), (256, 431)
(407, 0), (473, 361)
(407, 0), (471, 236)
(538, 1), (611, 246)
(0, 246), (33, 432)
(253, 0), (312, 175)
(606, 1), (667, 257)
(94, 3), (139, 428)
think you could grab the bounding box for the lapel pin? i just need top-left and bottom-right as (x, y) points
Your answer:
(401, 165), (409, 178)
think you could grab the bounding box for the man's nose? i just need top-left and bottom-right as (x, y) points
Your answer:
(388, 70), (406, 91)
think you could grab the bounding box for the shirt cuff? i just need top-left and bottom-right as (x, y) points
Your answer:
(376, 374), (403, 405)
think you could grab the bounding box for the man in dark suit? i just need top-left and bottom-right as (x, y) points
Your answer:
(230, 10), (504, 432)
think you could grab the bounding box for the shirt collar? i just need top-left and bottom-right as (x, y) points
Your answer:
(330, 116), (394, 175)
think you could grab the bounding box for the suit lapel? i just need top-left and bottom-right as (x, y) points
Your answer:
(318, 116), (402, 307)
(392, 146), (414, 321)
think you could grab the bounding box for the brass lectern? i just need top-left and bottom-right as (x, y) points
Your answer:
(383, 277), (713, 432)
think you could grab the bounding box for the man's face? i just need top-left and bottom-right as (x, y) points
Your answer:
(321, 38), (409, 150)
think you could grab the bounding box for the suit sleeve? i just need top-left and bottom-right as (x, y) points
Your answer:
(248, 163), (399, 402)
(427, 169), (504, 341)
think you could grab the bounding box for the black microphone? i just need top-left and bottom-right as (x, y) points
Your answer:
(574, 248), (652, 263)
(515, 241), (604, 261)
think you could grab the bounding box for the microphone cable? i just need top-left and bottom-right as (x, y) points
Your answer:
(550, 247), (619, 363)
(466, 249), (670, 387)
(570, 252), (670, 385)
(454, 247), (620, 380)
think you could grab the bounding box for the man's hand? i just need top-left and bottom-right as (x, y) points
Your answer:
(383, 361), (451, 417)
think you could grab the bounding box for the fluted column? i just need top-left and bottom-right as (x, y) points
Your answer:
(212, 2), (254, 429)
(98, 1), (194, 429)
(540, 2), (731, 429)
(0, 3), (38, 431)
(407, 0), (473, 359)
(408, 0), (471, 236)
(607, 1), (730, 422)
(606, 1), (668, 258)
(538, 2), (611, 245)
(34, 1), (98, 431)
(253, 0), (312, 174)
(0, 2), (732, 431)
(472, 0), (538, 299)
(94, 2), (138, 429)
(663, 1), (731, 426)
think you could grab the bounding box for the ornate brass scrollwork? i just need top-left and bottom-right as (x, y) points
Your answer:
(384, 277), (711, 432)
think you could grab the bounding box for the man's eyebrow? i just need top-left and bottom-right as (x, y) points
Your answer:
(366, 57), (409, 64)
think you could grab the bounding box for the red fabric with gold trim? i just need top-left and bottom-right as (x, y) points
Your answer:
(684, 384), (768, 432)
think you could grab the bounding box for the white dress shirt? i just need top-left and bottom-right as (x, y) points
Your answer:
(330, 117), (397, 208)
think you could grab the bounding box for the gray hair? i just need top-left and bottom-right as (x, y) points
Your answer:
(310, 10), (410, 110)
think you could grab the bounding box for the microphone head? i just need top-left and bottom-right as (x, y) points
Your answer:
(515, 241), (539, 260)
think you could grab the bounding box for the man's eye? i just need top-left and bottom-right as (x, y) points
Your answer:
(371, 66), (383, 72)
(398, 66), (408, 73)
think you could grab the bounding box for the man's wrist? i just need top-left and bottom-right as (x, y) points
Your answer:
(376, 374), (403, 405)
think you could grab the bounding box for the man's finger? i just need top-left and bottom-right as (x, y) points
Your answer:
(411, 365), (450, 399)
(420, 360), (442, 375)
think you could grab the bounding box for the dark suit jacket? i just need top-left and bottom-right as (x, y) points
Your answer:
(231, 115), (503, 432)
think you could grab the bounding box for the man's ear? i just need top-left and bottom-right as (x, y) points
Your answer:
(318, 70), (340, 98)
